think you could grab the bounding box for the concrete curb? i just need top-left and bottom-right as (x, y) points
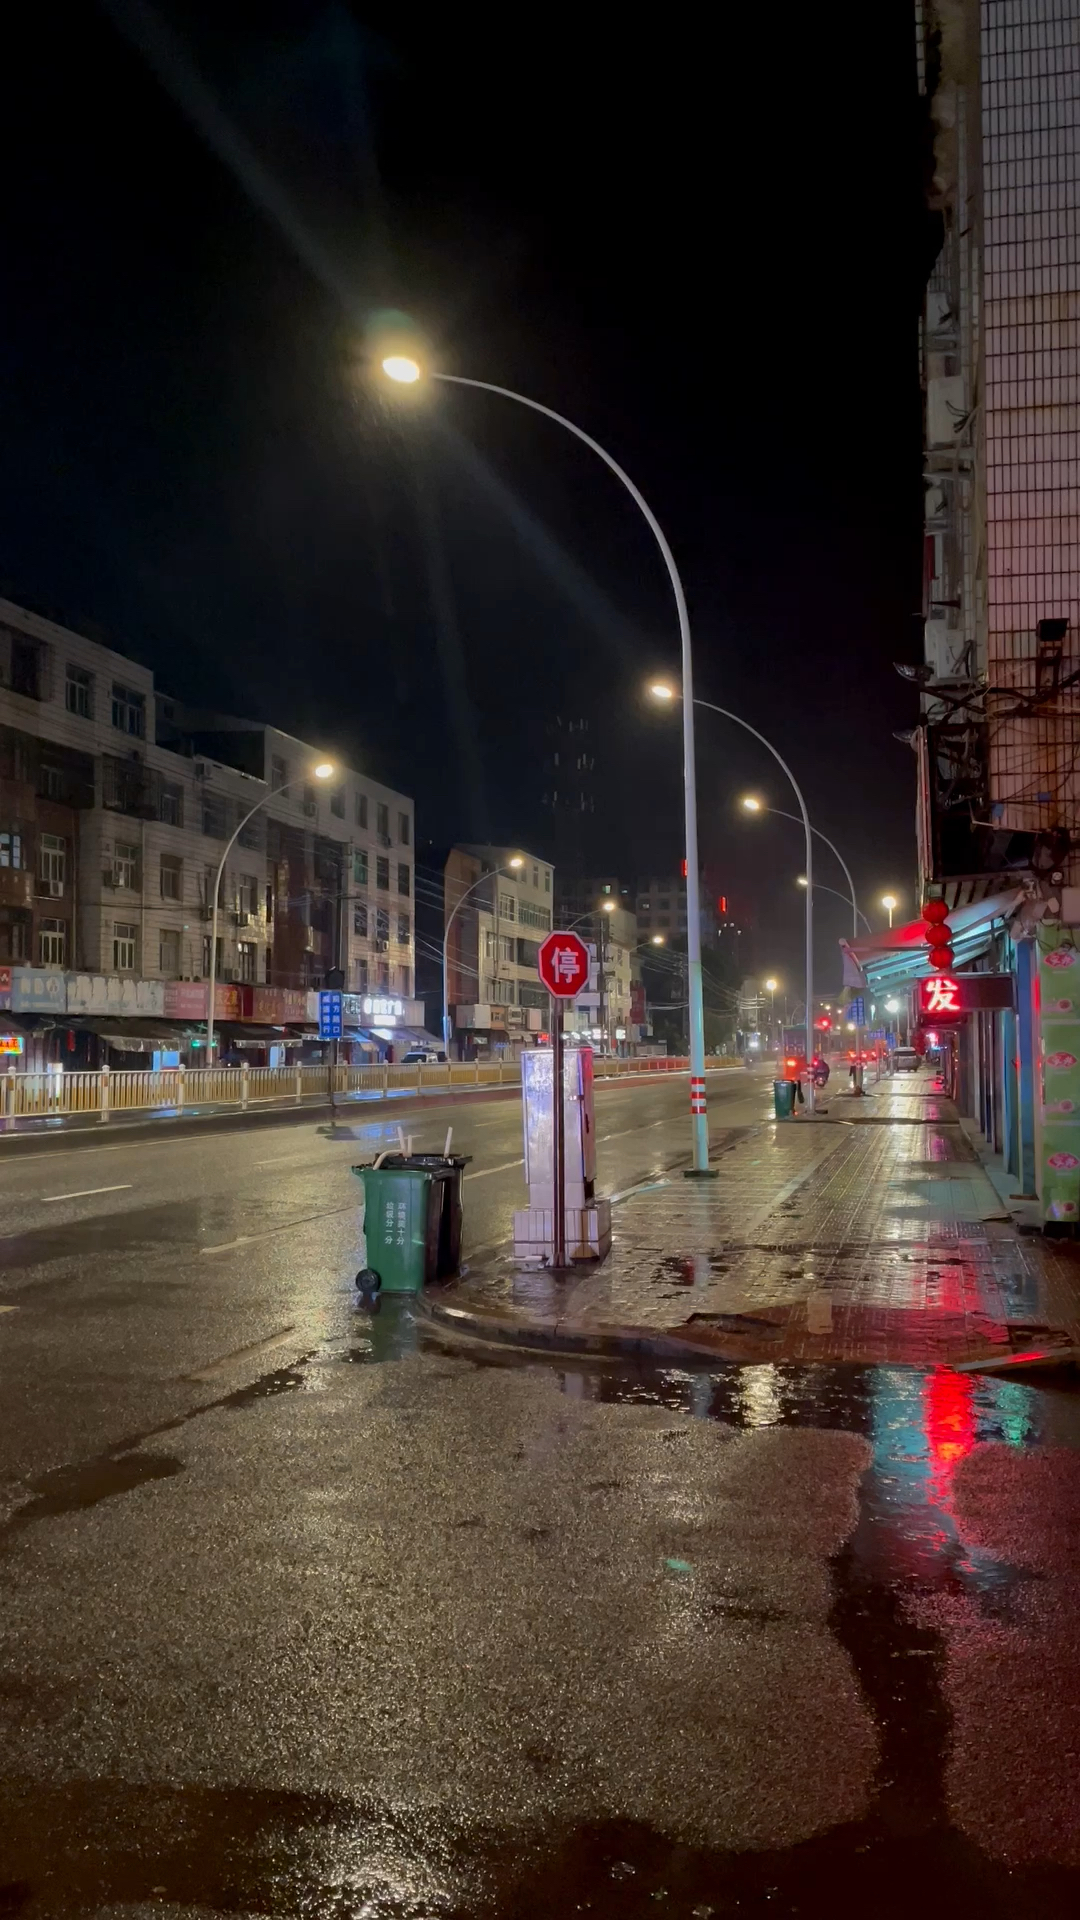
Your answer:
(413, 1287), (792, 1367)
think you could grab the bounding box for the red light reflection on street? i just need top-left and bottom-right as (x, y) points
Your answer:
(924, 1366), (976, 1510)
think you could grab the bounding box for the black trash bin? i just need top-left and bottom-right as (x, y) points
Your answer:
(397, 1153), (470, 1277)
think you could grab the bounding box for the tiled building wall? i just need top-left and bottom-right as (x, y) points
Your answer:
(983, 0), (1080, 835)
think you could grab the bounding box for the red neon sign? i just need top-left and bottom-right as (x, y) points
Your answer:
(920, 975), (961, 1016)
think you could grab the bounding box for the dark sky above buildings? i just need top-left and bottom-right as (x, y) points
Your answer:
(1, 2), (934, 988)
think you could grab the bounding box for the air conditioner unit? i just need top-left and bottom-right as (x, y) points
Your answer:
(377, 832), (391, 848)
(198, 905), (214, 920)
(374, 939), (389, 953)
(40, 878), (63, 898)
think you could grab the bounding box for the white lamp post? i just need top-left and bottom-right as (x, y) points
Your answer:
(205, 760), (334, 1061)
(383, 354), (713, 1175)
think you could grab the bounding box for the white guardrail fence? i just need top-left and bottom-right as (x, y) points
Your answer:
(0, 1055), (743, 1125)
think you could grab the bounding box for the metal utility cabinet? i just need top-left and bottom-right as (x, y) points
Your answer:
(513, 1046), (612, 1263)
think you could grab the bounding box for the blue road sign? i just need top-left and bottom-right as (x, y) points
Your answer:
(847, 995), (866, 1027)
(318, 990), (343, 1040)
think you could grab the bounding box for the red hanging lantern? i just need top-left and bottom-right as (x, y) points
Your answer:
(923, 898), (949, 925)
(929, 944), (955, 970)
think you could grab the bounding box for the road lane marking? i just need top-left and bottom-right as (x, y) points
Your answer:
(185, 1324), (297, 1381)
(0, 1304), (17, 1314)
(464, 1158), (524, 1180)
(199, 1235), (255, 1255)
(198, 1202), (356, 1255)
(41, 1183), (133, 1203)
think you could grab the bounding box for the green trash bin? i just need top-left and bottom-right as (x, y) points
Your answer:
(773, 1079), (796, 1119)
(352, 1161), (439, 1293)
(351, 1154), (472, 1293)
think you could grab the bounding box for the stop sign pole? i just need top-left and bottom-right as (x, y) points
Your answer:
(537, 930), (590, 1271)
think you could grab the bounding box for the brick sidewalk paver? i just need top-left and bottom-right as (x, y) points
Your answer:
(427, 1077), (1080, 1368)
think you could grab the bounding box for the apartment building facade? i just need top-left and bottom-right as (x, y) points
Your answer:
(897, 0), (1080, 1216)
(441, 843), (555, 1055)
(0, 598), (413, 1004)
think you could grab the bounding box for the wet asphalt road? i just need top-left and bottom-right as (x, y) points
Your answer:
(2, 1073), (1080, 1915)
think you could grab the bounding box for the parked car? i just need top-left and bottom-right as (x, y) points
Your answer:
(892, 1046), (919, 1072)
(401, 1047), (447, 1064)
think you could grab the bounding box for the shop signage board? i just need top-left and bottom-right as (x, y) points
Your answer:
(917, 973), (1015, 1018)
(10, 969), (65, 1013)
(163, 981), (240, 1021)
(66, 975), (166, 1017)
(1037, 938), (1080, 1224)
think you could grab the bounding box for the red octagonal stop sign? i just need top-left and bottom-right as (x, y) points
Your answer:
(537, 930), (590, 998)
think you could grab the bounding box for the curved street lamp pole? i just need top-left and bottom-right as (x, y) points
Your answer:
(747, 802), (863, 942)
(426, 371), (711, 1172)
(206, 764), (332, 1061)
(798, 876), (872, 937)
(675, 695), (816, 1106)
(443, 862), (521, 1055)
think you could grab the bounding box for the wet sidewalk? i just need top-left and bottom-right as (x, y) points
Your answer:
(421, 1076), (1080, 1368)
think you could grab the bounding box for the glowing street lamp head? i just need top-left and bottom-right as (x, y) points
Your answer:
(601, 899), (616, 913)
(382, 355), (421, 384)
(741, 795), (763, 813)
(881, 892), (898, 911)
(313, 761), (334, 780)
(651, 934), (665, 945)
(764, 977), (778, 992)
(796, 876), (809, 888)
(885, 997), (900, 1013)
(649, 681), (676, 702)
(508, 856), (524, 869)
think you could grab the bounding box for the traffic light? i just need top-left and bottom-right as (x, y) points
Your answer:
(922, 896), (954, 971)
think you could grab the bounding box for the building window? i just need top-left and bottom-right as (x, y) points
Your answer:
(0, 832), (23, 869)
(38, 833), (66, 897)
(353, 903), (368, 936)
(302, 785), (317, 817)
(201, 792), (228, 838)
(544, 870), (551, 892)
(398, 811), (410, 846)
(376, 801), (390, 842)
(65, 665), (93, 718)
(353, 849), (368, 886)
(499, 935), (514, 964)
(397, 912), (410, 943)
(40, 764), (66, 801)
(498, 892), (516, 921)
(160, 854), (182, 901)
(10, 635), (47, 701)
(238, 941), (257, 983)
(484, 931), (496, 960)
(329, 785), (345, 819)
(113, 841), (138, 890)
(397, 862), (410, 897)
(0, 915), (28, 961)
(518, 902), (551, 931)
(238, 874), (258, 917)
(39, 918), (66, 966)
(271, 754), (288, 790)
(355, 791), (368, 828)
(159, 926), (182, 975)
(113, 922), (137, 971)
(159, 783), (183, 827)
(375, 906), (390, 943)
(111, 683), (145, 736)
(202, 933), (223, 978)
(376, 855), (389, 890)
(354, 957), (368, 991)
(377, 962), (389, 991)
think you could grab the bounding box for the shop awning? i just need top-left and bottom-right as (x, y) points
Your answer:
(66, 1017), (204, 1051)
(215, 1022), (290, 1047)
(841, 888), (1025, 993)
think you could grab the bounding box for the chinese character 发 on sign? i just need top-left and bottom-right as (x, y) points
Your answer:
(537, 930), (590, 999)
(920, 975), (962, 1017)
(318, 990), (343, 1039)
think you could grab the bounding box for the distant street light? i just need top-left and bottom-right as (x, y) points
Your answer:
(763, 976), (778, 1045)
(881, 892), (898, 929)
(654, 688), (817, 1094)
(741, 794), (864, 942)
(651, 934), (665, 945)
(796, 876), (872, 934)
(444, 857), (523, 1052)
(206, 760), (334, 1061)
(381, 356), (711, 1172)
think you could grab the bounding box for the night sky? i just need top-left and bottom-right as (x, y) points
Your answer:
(1, 2), (934, 995)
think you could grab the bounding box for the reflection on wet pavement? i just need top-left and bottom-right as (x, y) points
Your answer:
(3, 1313), (1080, 1914)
